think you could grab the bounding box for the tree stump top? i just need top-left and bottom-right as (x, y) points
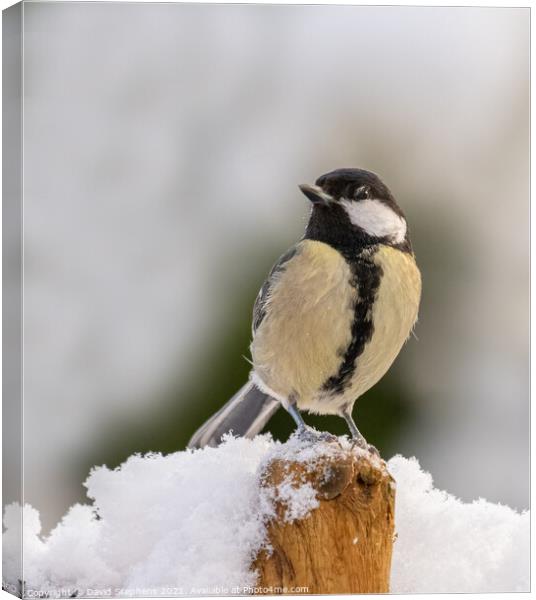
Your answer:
(253, 438), (396, 594)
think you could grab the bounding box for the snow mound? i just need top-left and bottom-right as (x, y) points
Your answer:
(2, 435), (529, 596)
(389, 455), (529, 593)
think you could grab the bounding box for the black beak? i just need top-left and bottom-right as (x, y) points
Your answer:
(298, 183), (333, 206)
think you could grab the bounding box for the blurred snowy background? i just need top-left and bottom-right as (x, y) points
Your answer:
(7, 3), (528, 530)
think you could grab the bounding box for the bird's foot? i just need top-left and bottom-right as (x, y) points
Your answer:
(350, 437), (380, 457)
(295, 426), (338, 445)
(366, 443), (380, 457)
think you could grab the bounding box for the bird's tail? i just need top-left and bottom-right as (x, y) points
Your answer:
(187, 379), (281, 449)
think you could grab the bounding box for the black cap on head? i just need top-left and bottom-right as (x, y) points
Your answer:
(313, 168), (403, 217)
(302, 167), (411, 254)
(316, 168), (384, 199)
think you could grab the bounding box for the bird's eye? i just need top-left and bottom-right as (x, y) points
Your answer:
(354, 185), (369, 200)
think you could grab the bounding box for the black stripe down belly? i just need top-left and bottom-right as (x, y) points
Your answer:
(322, 249), (383, 395)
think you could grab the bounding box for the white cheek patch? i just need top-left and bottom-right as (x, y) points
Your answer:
(340, 198), (407, 243)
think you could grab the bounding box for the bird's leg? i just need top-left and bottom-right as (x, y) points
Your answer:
(285, 402), (337, 444)
(341, 407), (379, 455)
(286, 402), (308, 432)
(341, 407), (366, 446)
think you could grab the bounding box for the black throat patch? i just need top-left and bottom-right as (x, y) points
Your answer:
(321, 247), (383, 396)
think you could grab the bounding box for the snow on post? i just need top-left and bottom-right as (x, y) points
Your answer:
(2, 434), (529, 597)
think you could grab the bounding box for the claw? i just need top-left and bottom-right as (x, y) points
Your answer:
(295, 426), (338, 445)
(367, 443), (380, 457)
(350, 437), (367, 451)
(350, 437), (379, 456)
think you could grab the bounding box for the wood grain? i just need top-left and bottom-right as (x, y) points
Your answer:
(253, 442), (395, 594)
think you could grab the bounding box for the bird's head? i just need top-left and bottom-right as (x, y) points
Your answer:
(300, 168), (409, 251)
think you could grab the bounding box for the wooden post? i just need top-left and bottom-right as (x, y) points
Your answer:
(253, 442), (396, 594)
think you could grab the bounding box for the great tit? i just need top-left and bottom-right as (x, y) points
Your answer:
(188, 168), (421, 450)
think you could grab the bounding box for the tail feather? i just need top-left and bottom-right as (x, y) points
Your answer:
(187, 380), (280, 449)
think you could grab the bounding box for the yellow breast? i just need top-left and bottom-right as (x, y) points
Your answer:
(251, 242), (421, 412)
(344, 245), (421, 402)
(251, 240), (356, 402)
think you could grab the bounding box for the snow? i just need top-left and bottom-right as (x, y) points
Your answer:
(389, 455), (530, 593)
(3, 435), (529, 597)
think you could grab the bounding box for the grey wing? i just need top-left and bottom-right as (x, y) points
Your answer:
(252, 245), (300, 337)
